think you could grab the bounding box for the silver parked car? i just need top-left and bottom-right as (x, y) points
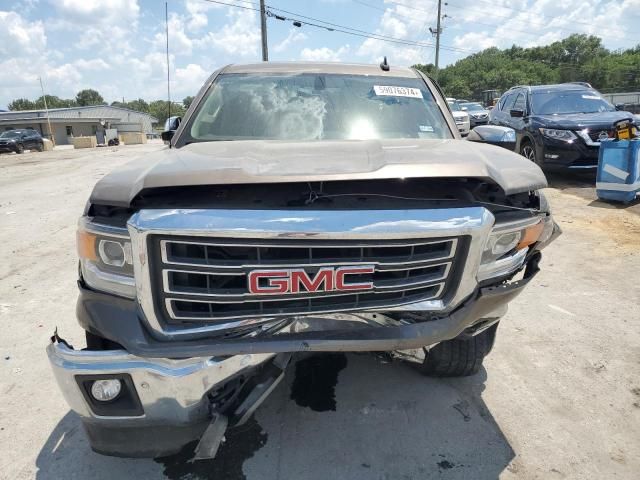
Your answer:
(459, 102), (491, 127)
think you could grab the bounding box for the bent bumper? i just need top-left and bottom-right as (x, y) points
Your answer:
(48, 256), (539, 457)
(47, 344), (275, 456)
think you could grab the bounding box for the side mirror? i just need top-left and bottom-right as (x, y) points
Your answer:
(161, 130), (175, 143)
(162, 116), (181, 145)
(510, 109), (525, 118)
(466, 125), (517, 151)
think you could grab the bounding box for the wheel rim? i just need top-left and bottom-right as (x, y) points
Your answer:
(521, 145), (535, 162)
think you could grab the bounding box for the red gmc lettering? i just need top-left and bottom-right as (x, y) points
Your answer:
(335, 266), (375, 290)
(290, 268), (334, 293)
(248, 266), (374, 294)
(248, 271), (290, 294)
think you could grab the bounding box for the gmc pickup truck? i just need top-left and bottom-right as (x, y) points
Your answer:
(48, 61), (559, 459)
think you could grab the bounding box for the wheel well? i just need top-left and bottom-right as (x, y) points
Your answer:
(520, 137), (532, 147)
(518, 135), (535, 155)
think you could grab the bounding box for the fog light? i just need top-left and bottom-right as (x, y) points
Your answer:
(90, 379), (122, 402)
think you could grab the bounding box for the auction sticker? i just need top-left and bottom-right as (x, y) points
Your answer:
(374, 85), (423, 98)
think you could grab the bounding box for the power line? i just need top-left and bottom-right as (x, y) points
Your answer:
(352, 0), (640, 43)
(382, 0), (436, 14)
(386, 0), (607, 31)
(197, 0), (472, 54)
(199, 0), (259, 12)
(265, 5), (475, 53)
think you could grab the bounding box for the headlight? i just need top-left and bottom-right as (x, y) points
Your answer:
(539, 128), (576, 142)
(77, 218), (135, 298)
(477, 218), (545, 281)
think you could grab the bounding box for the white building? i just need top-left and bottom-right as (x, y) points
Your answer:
(0, 105), (158, 145)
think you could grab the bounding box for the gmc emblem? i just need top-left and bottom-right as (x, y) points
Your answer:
(248, 266), (375, 295)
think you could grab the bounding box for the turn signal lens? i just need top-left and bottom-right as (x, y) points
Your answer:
(77, 230), (97, 260)
(516, 222), (544, 250)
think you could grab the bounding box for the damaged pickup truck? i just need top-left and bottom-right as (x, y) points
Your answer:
(48, 61), (560, 458)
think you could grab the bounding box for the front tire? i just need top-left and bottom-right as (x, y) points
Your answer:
(520, 140), (539, 165)
(15, 143), (24, 154)
(418, 323), (498, 377)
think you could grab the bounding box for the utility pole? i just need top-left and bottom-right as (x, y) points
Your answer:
(39, 76), (54, 146)
(260, 0), (268, 61)
(165, 2), (171, 124)
(434, 0), (442, 80)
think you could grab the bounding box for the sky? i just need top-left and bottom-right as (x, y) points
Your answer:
(1, 0), (639, 109)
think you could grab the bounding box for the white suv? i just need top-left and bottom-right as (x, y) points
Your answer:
(447, 98), (470, 136)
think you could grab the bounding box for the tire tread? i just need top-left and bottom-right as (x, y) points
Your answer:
(420, 324), (498, 377)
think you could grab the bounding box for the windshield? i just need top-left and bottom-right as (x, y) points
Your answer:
(0, 131), (21, 138)
(447, 101), (461, 112)
(186, 73), (453, 142)
(460, 103), (484, 111)
(531, 90), (615, 115)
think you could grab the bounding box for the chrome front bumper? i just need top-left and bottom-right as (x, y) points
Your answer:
(48, 258), (537, 457)
(47, 342), (274, 423)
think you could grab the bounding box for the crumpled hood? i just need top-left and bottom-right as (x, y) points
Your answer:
(90, 139), (548, 207)
(532, 111), (634, 129)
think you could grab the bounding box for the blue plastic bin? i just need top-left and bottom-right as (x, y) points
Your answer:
(596, 140), (640, 203)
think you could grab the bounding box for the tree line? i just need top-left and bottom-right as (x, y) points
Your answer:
(413, 34), (640, 101)
(8, 89), (195, 126)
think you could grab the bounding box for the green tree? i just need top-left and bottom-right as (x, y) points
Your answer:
(75, 89), (105, 106)
(127, 98), (150, 113)
(34, 95), (76, 109)
(413, 34), (639, 101)
(183, 96), (195, 109)
(8, 98), (36, 110)
(413, 64), (436, 76)
(148, 100), (186, 126)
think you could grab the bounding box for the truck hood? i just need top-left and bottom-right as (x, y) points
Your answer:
(90, 139), (548, 207)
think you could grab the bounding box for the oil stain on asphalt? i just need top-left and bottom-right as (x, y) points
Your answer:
(290, 353), (348, 411)
(155, 353), (347, 479)
(155, 417), (267, 480)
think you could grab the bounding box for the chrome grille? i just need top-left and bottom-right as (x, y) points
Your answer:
(149, 236), (466, 322)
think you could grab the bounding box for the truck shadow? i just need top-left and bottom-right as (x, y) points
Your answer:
(36, 353), (514, 480)
(545, 170), (596, 191)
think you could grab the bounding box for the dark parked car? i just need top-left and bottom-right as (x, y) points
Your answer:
(0, 129), (44, 154)
(459, 102), (490, 127)
(489, 83), (636, 169)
